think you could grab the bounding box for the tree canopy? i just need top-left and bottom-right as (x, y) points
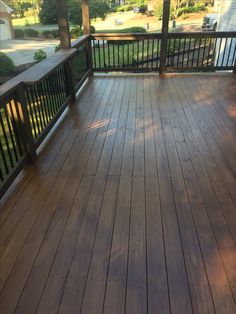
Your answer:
(39, 0), (111, 25)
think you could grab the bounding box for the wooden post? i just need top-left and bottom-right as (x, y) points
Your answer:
(159, 0), (171, 75)
(82, 0), (93, 76)
(56, 0), (71, 49)
(82, 0), (90, 35)
(65, 60), (77, 103)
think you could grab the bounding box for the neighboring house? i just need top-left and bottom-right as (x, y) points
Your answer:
(0, 0), (14, 41)
(215, 0), (236, 67)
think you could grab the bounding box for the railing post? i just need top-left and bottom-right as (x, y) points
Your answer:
(65, 59), (77, 103)
(15, 86), (36, 163)
(159, 0), (171, 75)
(87, 37), (94, 76)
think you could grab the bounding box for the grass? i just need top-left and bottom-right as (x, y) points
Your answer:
(12, 16), (40, 27)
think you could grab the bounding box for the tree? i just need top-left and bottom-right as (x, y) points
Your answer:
(39, 0), (110, 25)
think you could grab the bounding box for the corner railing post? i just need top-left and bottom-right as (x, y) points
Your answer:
(15, 86), (36, 163)
(87, 36), (94, 76)
(65, 59), (77, 103)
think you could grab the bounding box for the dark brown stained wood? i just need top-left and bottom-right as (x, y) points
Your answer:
(0, 74), (236, 314)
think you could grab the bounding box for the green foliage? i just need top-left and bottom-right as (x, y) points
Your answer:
(68, 0), (110, 26)
(0, 53), (16, 76)
(90, 25), (96, 34)
(55, 44), (61, 52)
(34, 49), (47, 62)
(154, 2), (207, 20)
(24, 28), (39, 37)
(39, 0), (110, 26)
(51, 29), (59, 38)
(115, 5), (134, 12)
(14, 28), (25, 38)
(42, 29), (52, 38)
(39, 0), (57, 24)
(107, 27), (147, 45)
(70, 26), (83, 39)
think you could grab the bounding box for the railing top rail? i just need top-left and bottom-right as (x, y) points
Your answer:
(91, 33), (162, 40)
(92, 31), (236, 40)
(71, 34), (91, 48)
(168, 31), (236, 38)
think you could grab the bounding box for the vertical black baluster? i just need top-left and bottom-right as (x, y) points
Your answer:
(30, 86), (44, 133)
(25, 88), (37, 138)
(46, 75), (56, 116)
(122, 41), (125, 67)
(221, 37), (228, 67)
(42, 79), (52, 121)
(118, 44), (120, 67)
(137, 40), (140, 68)
(98, 40), (101, 68)
(187, 38), (191, 67)
(38, 82), (49, 125)
(103, 40), (106, 68)
(132, 41), (135, 66)
(142, 39), (144, 68)
(226, 37), (233, 67)
(201, 37), (207, 67)
(93, 40), (97, 69)
(196, 38), (202, 68)
(9, 100), (23, 156)
(167, 37), (171, 66)
(112, 42), (115, 67)
(206, 37), (213, 66)
(172, 38), (176, 67)
(177, 38), (181, 67)
(48, 75), (57, 116)
(108, 41), (111, 68)
(192, 37), (197, 67)
(146, 39), (149, 68)
(34, 84), (46, 129)
(216, 37), (223, 66)
(231, 40), (236, 66)
(0, 112), (14, 168)
(151, 38), (154, 68)
(0, 166), (4, 181)
(182, 38), (186, 67)
(4, 106), (19, 161)
(126, 41), (130, 67)
(0, 138), (9, 175)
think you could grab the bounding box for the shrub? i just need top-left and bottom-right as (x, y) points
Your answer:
(70, 26), (83, 39)
(90, 25), (96, 34)
(14, 28), (25, 39)
(138, 4), (147, 13)
(116, 5), (133, 12)
(24, 28), (39, 38)
(55, 44), (61, 52)
(108, 27), (147, 45)
(0, 53), (16, 76)
(119, 26), (147, 33)
(51, 29), (59, 38)
(42, 30), (52, 38)
(34, 49), (47, 62)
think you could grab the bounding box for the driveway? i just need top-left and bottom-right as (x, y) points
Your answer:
(0, 39), (59, 66)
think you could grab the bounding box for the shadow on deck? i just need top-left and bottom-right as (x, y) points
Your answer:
(0, 74), (236, 314)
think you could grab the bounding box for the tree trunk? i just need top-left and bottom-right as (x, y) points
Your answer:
(56, 0), (71, 49)
(82, 0), (90, 35)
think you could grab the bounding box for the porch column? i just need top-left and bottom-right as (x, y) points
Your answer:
(159, 0), (171, 75)
(82, 0), (90, 35)
(56, 0), (71, 49)
(81, 0), (93, 76)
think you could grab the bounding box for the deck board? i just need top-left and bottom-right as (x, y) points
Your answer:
(0, 74), (236, 314)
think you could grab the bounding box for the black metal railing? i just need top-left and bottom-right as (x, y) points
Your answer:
(0, 35), (91, 197)
(91, 31), (236, 73)
(91, 33), (162, 71)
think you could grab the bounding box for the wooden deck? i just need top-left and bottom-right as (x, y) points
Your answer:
(0, 73), (236, 314)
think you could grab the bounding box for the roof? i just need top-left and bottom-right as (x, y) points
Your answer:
(0, 0), (14, 14)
